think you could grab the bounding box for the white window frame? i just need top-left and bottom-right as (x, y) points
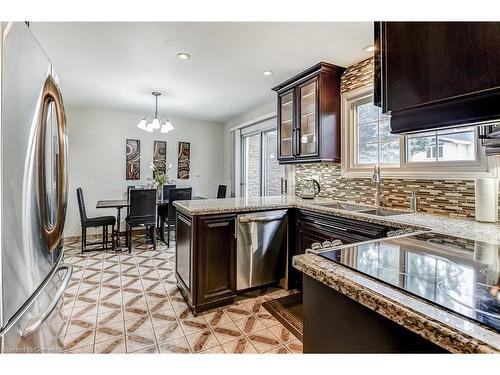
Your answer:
(341, 86), (498, 179)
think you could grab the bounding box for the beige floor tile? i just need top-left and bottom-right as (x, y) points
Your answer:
(65, 315), (97, 336)
(150, 309), (177, 327)
(268, 325), (299, 344)
(94, 337), (126, 354)
(59, 329), (95, 351)
(158, 336), (191, 354)
(125, 315), (153, 333)
(245, 328), (281, 354)
(61, 236), (300, 356)
(155, 321), (185, 343)
(95, 321), (125, 344)
(129, 344), (159, 354)
(179, 316), (209, 336)
(287, 340), (303, 354)
(263, 345), (290, 354)
(212, 322), (243, 345)
(65, 343), (94, 354)
(221, 337), (258, 354)
(253, 312), (280, 328)
(97, 309), (123, 326)
(202, 310), (234, 327)
(126, 330), (157, 353)
(233, 315), (266, 335)
(199, 345), (225, 354)
(185, 330), (220, 353)
(224, 305), (252, 322)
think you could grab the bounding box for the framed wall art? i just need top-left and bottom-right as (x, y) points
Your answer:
(177, 141), (190, 179)
(126, 139), (140, 180)
(152, 140), (167, 178)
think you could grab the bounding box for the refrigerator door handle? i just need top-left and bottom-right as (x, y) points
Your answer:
(22, 263), (73, 337)
(37, 75), (68, 252)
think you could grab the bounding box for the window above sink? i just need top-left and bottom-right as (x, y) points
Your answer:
(341, 86), (498, 179)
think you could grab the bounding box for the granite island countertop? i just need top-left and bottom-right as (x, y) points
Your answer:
(174, 195), (500, 245)
(293, 253), (500, 354)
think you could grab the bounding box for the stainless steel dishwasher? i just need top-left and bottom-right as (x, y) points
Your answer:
(236, 210), (288, 291)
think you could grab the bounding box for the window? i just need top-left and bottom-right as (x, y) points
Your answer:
(355, 99), (399, 165)
(406, 127), (476, 163)
(341, 86), (495, 178)
(241, 127), (285, 198)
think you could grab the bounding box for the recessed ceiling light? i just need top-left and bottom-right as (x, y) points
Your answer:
(363, 45), (375, 53)
(177, 52), (191, 60)
(263, 70), (274, 76)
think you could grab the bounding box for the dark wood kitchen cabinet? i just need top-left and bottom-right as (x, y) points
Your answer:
(374, 22), (500, 134)
(176, 212), (236, 315)
(272, 62), (345, 164)
(289, 210), (395, 289)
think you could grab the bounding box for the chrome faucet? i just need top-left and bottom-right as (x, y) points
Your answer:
(373, 165), (382, 207)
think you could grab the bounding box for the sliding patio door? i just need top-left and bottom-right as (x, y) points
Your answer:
(241, 126), (285, 198)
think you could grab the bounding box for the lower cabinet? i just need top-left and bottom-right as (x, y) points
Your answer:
(176, 212), (236, 315)
(196, 214), (236, 311)
(289, 210), (394, 289)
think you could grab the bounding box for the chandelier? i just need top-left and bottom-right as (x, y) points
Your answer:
(137, 92), (174, 133)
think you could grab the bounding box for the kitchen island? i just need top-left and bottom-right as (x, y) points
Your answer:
(174, 195), (500, 353)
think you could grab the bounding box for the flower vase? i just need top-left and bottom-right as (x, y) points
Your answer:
(158, 186), (164, 202)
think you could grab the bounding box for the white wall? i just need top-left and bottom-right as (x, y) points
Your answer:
(65, 106), (224, 237)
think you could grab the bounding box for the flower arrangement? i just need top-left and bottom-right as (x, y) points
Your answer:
(148, 160), (173, 188)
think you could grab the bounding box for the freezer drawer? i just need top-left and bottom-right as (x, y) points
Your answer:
(236, 210), (288, 291)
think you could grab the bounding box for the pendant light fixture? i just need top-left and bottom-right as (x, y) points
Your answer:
(137, 91), (174, 133)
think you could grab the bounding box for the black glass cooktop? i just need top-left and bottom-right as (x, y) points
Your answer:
(318, 232), (500, 332)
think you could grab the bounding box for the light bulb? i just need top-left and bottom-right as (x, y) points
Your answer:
(145, 122), (154, 132)
(137, 118), (147, 130)
(164, 120), (174, 132)
(151, 118), (161, 130)
(160, 124), (168, 133)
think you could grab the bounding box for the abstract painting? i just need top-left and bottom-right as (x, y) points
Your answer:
(152, 140), (167, 178)
(177, 141), (190, 179)
(126, 139), (140, 180)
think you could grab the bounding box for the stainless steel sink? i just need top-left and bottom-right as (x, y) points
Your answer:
(315, 202), (369, 211)
(315, 202), (405, 216)
(356, 208), (405, 216)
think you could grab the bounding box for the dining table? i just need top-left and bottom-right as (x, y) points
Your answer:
(96, 195), (205, 251)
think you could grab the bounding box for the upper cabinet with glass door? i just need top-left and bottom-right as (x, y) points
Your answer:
(272, 62), (345, 164)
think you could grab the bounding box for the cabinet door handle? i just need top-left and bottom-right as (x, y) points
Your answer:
(312, 220), (348, 232)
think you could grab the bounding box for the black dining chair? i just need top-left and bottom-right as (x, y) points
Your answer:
(161, 187), (192, 247)
(157, 184), (176, 227)
(217, 185), (227, 199)
(76, 187), (116, 253)
(125, 188), (157, 253)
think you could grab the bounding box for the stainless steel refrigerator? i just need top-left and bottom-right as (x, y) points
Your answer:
(0, 22), (72, 353)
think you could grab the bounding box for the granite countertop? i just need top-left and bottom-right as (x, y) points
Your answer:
(293, 254), (500, 354)
(174, 195), (500, 245)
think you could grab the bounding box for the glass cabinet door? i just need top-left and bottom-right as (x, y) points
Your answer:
(298, 79), (318, 156)
(279, 91), (294, 158)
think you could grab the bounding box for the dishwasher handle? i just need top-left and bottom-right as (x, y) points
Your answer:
(239, 212), (287, 224)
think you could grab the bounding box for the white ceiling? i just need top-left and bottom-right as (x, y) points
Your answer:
(30, 22), (373, 123)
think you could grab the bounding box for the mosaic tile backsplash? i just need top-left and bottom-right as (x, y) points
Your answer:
(295, 57), (487, 220)
(294, 164), (476, 219)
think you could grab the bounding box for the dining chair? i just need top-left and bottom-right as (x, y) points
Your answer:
(125, 188), (157, 253)
(76, 187), (116, 253)
(157, 184), (176, 227)
(217, 185), (227, 199)
(162, 187), (192, 247)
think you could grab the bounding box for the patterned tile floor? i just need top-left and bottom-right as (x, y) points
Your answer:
(60, 235), (303, 354)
